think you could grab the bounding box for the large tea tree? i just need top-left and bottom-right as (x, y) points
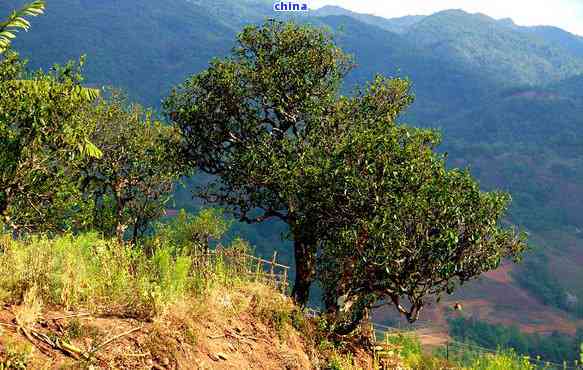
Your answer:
(294, 77), (527, 333)
(165, 20), (526, 311)
(164, 20), (352, 305)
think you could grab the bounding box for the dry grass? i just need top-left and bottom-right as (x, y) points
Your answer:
(13, 285), (42, 330)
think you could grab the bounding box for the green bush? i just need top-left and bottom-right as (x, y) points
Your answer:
(463, 349), (535, 370)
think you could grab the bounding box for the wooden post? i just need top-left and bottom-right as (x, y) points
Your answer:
(270, 251), (277, 287)
(282, 268), (288, 294)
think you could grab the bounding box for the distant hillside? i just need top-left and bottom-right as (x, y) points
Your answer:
(307, 15), (499, 122)
(313, 5), (425, 33)
(524, 26), (583, 59)
(405, 9), (583, 86)
(0, 0), (241, 106)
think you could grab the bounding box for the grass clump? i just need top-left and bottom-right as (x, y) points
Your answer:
(378, 332), (453, 369)
(0, 233), (155, 318)
(0, 338), (33, 369)
(380, 330), (539, 369)
(460, 349), (536, 370)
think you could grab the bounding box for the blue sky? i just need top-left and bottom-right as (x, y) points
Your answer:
(309, 0), (583, 36)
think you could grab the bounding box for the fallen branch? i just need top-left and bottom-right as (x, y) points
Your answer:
(0, 321), (18, 328)
(47, 312), (92, 320)
(29, 328), (88, 360)
(93, 326), (142, 352)
(208, 334), (225, 340)
(18, 327), (52, 357)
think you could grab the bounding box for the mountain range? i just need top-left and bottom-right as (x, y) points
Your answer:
(3, 0), (583, 338)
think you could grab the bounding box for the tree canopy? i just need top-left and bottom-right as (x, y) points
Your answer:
(78, 91), (183, 241)
(164, 20), (353, 305)
(165, 19), (527, 328)
(0, 54), (101, 233)
(0, 0), (45, 54)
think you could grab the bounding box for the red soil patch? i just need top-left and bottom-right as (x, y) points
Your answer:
(373, 262), (582, 337)
(483, 262), (513, 285)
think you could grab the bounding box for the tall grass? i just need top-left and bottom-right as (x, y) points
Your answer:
(0, 225), (252, 320)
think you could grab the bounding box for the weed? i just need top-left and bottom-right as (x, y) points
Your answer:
(326, 352), (360, 370)
(461, 349), (536, 370)
(0, 338), (33, 369)
(14, 285), (42, 329)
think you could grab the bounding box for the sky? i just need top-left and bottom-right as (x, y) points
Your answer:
(309, 0), (583, 36)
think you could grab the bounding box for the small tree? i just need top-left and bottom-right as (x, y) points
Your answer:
(149, 208), (230, 255)
(0, 54), (101, 233)
(79, 91), (182, 242)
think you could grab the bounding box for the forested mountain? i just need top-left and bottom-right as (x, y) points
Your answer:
(312, 5), (425, 34)
(4, 0), (583, 337)
(404, 9), (583, 86)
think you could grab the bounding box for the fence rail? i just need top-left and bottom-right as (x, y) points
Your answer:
(193, 247), (290, 293)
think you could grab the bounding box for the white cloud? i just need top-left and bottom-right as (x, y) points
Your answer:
(308, 0), (583, 36)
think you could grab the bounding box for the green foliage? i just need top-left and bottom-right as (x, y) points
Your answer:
(150, 208), (230, 255)
(0, 1), (44, 53)
(380, 331), (538, 369)
(289, 75), (527, 332)
(0, 208), (254, 318)
(461, 349), (536, 370)
(0, 53), (101, 233)
(166, 20), (526, 327)
(78, 91), (183, 241)
(4, 2), (583, 320)
(449, 317), (583, 364)
(0, 338), (33, 370)
(379, 332), (451, 369)
(325, 352), (358, 370)
(165, 19), (353, 305)
(1, 0), (581, 341)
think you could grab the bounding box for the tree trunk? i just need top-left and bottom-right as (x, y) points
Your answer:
(114, 185), (126, 242)
(115, 221), (126, 242)
(131, 218), (140, 245)
(291, 238), (316, 306)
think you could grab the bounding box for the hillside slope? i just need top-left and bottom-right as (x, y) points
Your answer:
(0, 233), (377, 369)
